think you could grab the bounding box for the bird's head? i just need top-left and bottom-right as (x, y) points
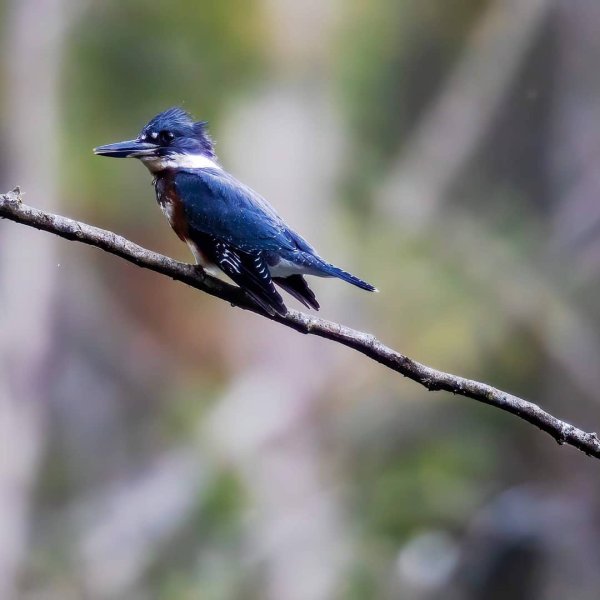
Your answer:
(94, 107), (217, 172)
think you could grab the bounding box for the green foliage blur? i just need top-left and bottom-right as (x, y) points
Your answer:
(2, 1), (599, 598)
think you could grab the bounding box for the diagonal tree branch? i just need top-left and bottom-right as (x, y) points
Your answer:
(1, 187), (599, 459)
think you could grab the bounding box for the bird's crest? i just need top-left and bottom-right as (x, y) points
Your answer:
(142, 107), (215, 158)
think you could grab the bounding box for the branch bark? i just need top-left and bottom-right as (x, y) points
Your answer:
(1, 188), (599, 459)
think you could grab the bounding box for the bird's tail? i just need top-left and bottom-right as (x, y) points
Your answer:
(307, 255), (377, 292)
(274, 275), (320, 310)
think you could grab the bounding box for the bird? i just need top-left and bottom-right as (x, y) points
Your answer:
(94, 107), (376, 315)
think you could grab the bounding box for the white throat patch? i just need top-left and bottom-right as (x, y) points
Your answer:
(141, 153), (221, 173)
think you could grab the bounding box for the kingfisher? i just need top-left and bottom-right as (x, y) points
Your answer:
(94, 107), (376, 315)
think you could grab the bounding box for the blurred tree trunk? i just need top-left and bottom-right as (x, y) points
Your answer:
(545, 0), (600, 453)
(207, 2), (359, 599)
(0, 0), (75, 595)
(550, 0), (600, 274)
(412, 3), (600, 599)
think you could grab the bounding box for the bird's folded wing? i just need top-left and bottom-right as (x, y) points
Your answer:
(174, 169), (314, 254)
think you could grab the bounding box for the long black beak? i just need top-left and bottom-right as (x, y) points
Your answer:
(93, 138), (158, 158)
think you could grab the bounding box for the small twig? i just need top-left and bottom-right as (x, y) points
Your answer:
(1, 188), (599, 459)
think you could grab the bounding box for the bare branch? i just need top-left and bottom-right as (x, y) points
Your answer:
(2, 188), (599, 459)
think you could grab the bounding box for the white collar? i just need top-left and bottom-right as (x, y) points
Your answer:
(141, 153), (221, 173)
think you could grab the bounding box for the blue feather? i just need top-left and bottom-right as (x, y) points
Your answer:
(174, 169), (377, 292)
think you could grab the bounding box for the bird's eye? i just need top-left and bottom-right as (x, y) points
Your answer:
(159, 130), (175, 145)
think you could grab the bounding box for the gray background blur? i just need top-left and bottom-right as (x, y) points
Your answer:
(1, 0), (599, 598)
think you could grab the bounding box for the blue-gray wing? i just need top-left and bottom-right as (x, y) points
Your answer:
(174, 169), (315, 254)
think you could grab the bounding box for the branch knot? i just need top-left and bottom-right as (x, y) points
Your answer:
(1, 187), (23, 205)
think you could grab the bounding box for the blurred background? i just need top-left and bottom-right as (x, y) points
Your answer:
(1, 0), (599, 598)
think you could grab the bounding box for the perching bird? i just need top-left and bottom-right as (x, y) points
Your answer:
(94, 107), (376, 315)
